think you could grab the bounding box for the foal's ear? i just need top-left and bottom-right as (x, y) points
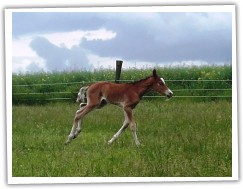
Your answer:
(153, 69), (157, 77)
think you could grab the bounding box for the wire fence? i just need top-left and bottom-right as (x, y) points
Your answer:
(12, 79), (232, 104)
(12, 79), (232, 87)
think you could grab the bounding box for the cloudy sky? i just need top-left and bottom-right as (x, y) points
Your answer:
(11, 8), (232, 73)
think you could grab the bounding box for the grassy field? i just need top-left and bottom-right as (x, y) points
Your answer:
(12, 100), (232, 177)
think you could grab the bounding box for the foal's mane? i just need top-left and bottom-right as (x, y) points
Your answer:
(128, 75), (153, 85)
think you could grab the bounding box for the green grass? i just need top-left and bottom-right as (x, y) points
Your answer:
(12, 100), (232, 177)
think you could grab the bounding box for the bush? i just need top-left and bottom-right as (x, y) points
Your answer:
(12, 65), (232, 105)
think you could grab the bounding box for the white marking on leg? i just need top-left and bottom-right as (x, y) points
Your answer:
(132, 130), (140, 146)
(108, 121), (129, 145)
(74, 119), (82, 138)
(65, 108), (85, 144)
(108, 110), (129, 145)
(65, 104), (96, 145)
(130, 121), (140, 146)
(65, 126), (76, 145)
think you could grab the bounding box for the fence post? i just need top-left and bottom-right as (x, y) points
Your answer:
(115, 60), (123, 83)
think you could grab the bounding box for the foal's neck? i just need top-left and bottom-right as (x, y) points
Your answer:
(134, 76), (153, 87)
(133, 76), (154, 97)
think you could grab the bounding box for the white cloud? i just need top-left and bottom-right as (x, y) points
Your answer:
(12, 28), (117, 73)
(12, 56), (46, 73)
(84, 28), (117, 41)
(12, 37), (46, 73)
(42, 31), (85, 49)
(13, 28), (117, 52)
(12, 36), (37, 57)
(42, 28), (116, 49)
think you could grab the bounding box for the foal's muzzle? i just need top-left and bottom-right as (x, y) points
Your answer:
(166, 89), (173, 98)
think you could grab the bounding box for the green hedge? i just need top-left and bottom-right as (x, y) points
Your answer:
(12, 65), (232, 105)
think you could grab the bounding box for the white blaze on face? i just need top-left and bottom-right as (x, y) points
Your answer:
(160, 77), (173, 97)
(160, 77), (165, 84)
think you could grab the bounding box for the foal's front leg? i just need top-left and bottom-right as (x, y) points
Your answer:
(108, 109), (130, 145)
(108, 107), (140, 146)
(108, 119), (129, 145)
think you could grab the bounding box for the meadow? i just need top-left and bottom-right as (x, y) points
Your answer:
(12, 100), (232, 177)
(12, 65), (232, 177)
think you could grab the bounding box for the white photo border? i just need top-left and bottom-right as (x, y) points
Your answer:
(5, 5), (238, 184)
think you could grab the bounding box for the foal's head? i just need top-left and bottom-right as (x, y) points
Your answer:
(151, 69), (173, 98)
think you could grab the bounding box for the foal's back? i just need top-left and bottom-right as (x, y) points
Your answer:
(86, 82), (135, 105)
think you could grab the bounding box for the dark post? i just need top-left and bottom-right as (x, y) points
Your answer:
(115, 60), (123, 83)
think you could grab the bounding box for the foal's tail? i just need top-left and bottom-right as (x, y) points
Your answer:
(76, 86), (89, 104)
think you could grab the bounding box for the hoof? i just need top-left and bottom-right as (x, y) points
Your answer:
(107, 140), (113, 145)
(135, 141), (141, 147)
(65, 134), (75, 145)
(64, 140), (70, 145)
(64, 138), (72, 145)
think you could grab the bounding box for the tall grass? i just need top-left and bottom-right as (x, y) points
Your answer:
(12, 65), (232, 104)
(12, 100), (232, 177)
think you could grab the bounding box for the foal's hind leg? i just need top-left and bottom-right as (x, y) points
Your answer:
(130, 120), (140, 146)
(124, 106), (140, 146)
(64, 104), (95, 145)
